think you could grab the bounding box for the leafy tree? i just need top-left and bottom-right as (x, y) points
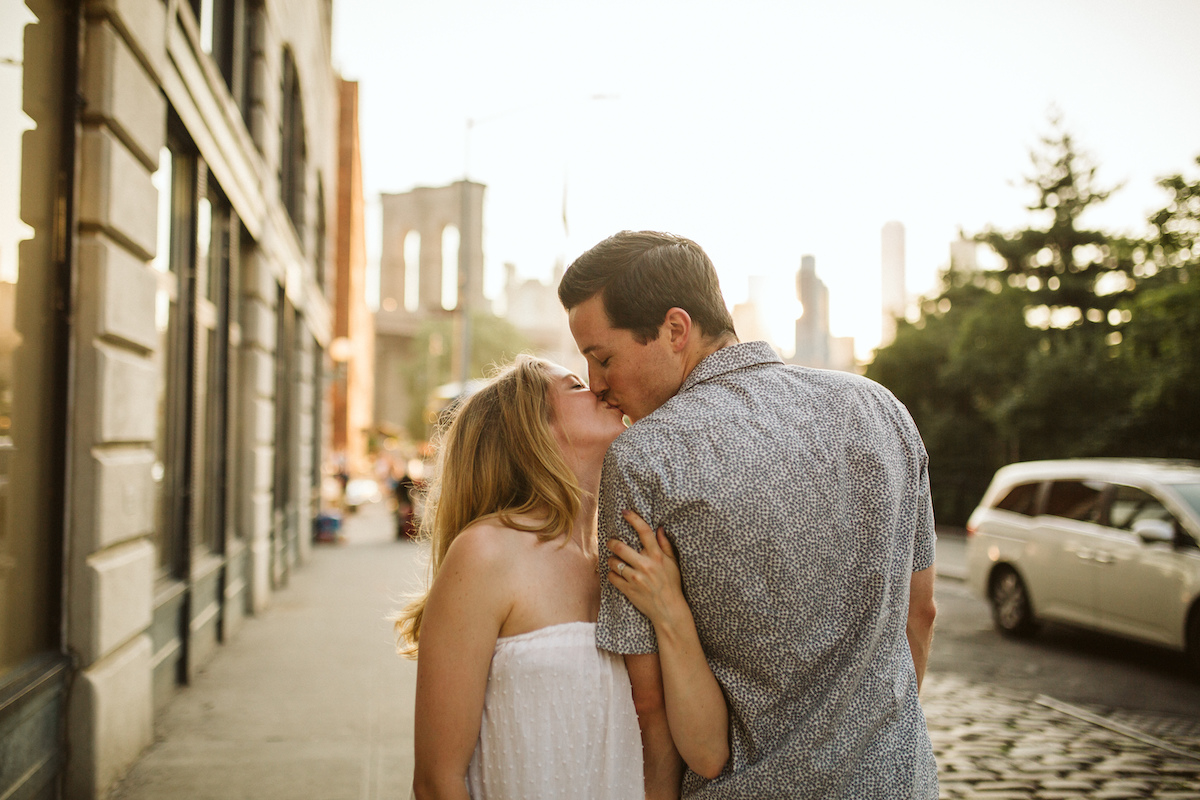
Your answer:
(1111, 157), (1200, 457)
(977, 117), (1134, 328)
(870, 121), (1200, 523)
(969, 118), (1141, 459)
(938, 278), (1042, 463)
(870, 118), (1145, 523)
(867, 273), (1013, 524)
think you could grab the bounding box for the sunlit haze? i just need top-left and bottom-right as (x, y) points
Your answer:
(331, 0), (1200, 361)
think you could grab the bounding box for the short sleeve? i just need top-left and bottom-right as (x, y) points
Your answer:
(912, 451), (936, 572)
(595, 438), (659, 655)
(885, 385), (936, 574)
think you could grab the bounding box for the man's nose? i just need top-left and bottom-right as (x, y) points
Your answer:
(587, 365), (607, 397)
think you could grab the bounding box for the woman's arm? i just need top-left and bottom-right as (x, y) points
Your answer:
(625, 653), (686, 799)
(608, 511), (729, 780)
(412, 526), (513, 799)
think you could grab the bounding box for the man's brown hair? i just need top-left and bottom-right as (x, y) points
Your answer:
(558, 230), (737, 343)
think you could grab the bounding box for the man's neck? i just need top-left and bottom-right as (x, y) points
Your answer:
(680, 333), (739, 384)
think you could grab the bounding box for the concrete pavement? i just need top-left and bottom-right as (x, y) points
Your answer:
(109, 509), (1200, 799)
(109, 502), (421, 800)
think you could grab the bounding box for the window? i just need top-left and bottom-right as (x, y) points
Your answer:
(1169, 483), (1200, 521)
(192, 0), (246, 99)
(314, 180), (326, 291)
(279, 47), (306, 237)
(0, 0), (69, 680)
(403, 230), (420, 312)
(240, 1), (263, 135)
(1108, 485), (1171, 530)
(272, 291), (300, 578)
(150, 111), (241, 697)
(193, 171), (234, 556)
(995, 482), (1041, 516)
(151, 116), (198, 580)
(441, 224), (459, 311)
(1043, 480), (1106, 524)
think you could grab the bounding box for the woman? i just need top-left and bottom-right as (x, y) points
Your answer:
(396, 356), (727, 799)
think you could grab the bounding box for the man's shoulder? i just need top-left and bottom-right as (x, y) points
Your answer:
(777, 363), (909, 412)
(777, 361), (883, 391)
(606, 416), (675, 468)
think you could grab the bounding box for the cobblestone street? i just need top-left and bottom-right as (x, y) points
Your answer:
(924, 673), (1200, 799)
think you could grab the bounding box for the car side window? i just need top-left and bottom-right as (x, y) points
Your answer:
(1043, 480), (1107, 523)
(995, 482), (1041, 516)
(1108, 485), (1173, 530)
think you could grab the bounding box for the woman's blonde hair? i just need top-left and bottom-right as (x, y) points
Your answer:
(394, 355), (583, 658)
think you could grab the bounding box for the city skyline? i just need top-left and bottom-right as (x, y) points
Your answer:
(331, 0), (1200, 360)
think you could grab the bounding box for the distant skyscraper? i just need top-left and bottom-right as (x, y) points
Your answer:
(732, 276), (773, 347)
(881, 221), (906, 347)
(790, 255), (855, 371)
(794, 255), (831, 368)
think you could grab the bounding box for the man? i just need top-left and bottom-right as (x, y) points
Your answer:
(558, 231), (938, 799)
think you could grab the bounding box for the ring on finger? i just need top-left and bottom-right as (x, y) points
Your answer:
(616, 562), (626, 578)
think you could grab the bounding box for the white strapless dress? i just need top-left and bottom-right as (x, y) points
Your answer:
(465, 621), (644, 799)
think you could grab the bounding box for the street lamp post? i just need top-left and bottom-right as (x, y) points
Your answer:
(456, 178), (473, 389)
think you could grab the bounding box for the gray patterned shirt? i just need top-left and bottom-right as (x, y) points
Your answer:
(596, 341), (938, 799)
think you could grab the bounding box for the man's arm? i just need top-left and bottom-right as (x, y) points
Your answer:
(906, 566), (937, 692)
(625, 653), (684, 800)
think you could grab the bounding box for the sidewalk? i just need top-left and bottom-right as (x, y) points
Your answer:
(109, 510), (1200, 799)
(110, 502), (421, 800)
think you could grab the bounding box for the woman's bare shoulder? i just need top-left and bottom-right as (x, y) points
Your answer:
(442, 517), (538, 574)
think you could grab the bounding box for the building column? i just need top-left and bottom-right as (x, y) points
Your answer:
(65, 1), (168, 796)
(240, 250), (279, 613)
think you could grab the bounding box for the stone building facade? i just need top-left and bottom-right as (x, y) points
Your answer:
(0, 1), (341, 797)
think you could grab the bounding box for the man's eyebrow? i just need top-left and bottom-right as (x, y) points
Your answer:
(580, 344), (603, 356)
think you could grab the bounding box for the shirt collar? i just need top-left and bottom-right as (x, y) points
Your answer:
(679, 341), (783, 394)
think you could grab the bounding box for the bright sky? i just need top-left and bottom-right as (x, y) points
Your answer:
(332, 0), (1200, 359)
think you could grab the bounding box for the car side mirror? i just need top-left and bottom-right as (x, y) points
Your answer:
(1132, 518), (1175, 545)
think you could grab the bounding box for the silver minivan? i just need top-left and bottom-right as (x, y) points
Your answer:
(965, 458), (1200, 674)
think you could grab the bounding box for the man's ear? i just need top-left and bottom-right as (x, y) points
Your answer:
(662, 307), (692, 352)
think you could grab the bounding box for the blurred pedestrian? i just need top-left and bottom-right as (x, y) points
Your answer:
(560, 230), (938, 799)
(394, 471), (417, 539)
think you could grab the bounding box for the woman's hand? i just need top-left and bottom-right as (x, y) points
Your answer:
(607, 510), (688, 630)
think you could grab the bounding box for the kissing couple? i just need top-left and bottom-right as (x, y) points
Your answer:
(397, 230), (939, 800)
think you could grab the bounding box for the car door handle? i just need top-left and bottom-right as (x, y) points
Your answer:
(1075, 548), (1095, 561)
(1093, 552), (1115, 565)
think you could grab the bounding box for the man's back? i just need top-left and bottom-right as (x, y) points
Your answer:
(596, 342), (938, 799)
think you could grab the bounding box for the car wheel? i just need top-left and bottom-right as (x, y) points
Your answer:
(989, 567), (1037, 638)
